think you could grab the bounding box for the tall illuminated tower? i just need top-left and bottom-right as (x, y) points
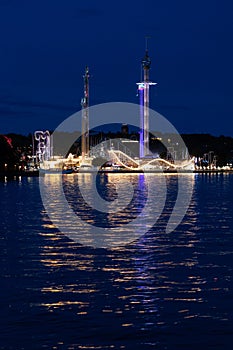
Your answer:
(137, 46), (156, 158)
(81, 66), (90, 159)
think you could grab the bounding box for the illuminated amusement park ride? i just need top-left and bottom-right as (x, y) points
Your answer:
(35, 48), (195, 173)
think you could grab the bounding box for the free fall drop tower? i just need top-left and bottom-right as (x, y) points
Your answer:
(137, 47), (157, 158)
(81, 66), (90, 159)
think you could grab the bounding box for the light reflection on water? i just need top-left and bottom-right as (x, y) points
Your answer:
(0, 173), (233, 349)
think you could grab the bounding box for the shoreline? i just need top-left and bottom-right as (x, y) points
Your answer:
(1, 168), (233, 179)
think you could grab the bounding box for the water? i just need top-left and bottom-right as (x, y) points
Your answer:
(0, 173), (233, 349)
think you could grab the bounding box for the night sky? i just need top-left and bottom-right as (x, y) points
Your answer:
(0, 0), (233, 136)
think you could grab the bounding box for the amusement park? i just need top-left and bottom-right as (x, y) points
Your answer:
(33, 49), (195, 174)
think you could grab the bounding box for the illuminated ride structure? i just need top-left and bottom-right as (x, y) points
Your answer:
(107, 48), (194, 171)
(81, 66), (90, 159)
(34, 57), (194, 172)
(80, 54), (194, 171)
(34, 130), (52, 162)
(108, 150), (195, 171)
(137, 48), (157, 158)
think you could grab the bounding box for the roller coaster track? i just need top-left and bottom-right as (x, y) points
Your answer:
(108, 150), (194, 170)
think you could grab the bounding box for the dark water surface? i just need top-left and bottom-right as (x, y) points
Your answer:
(0, 174), (233, 349)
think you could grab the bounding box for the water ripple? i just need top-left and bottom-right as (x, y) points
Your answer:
(0, 174), (233, 349)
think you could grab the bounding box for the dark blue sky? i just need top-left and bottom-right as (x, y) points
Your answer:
(0, 0), (233, 136)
